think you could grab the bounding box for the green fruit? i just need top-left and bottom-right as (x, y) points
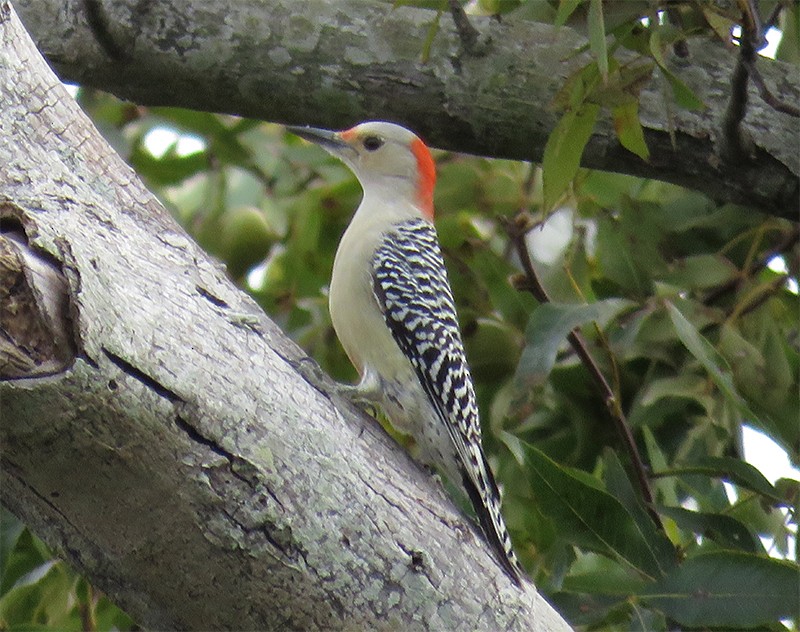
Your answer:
(220, 206), (275, 279)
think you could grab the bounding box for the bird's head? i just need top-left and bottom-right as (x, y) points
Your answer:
(288, 121), (436, 220)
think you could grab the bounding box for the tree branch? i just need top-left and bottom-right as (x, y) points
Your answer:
(504, 213), (661, 528)
(448, 0), (484, 56)
(703, 225), (800, 305)
(0, 4), (570, 630)
(722, 0), (799, 167)
(12, 0), (799, 219)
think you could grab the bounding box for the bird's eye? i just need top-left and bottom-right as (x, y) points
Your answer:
(363, 136), (384, 151)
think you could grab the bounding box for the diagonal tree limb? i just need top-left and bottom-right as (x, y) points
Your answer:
(0, 4), (570, 630)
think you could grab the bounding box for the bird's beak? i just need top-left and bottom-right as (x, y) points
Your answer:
(287, 126), (351, 154)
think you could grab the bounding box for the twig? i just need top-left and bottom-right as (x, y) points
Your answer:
(747, 62), (800, 117)
(504, 212), (662, 529)
(763, 0), (785, 31)
(742, 0), (800, 117)
(704, 225), (800, 305)
(733, 273), (791, 319)
(720, 32), (754, 160)
(448, 0), (487, 56)
(79, 582), (97, 632)
(723, 0), (798, 156)
(82, 0), (129, 62)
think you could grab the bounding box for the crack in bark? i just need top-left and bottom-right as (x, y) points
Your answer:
(195, 285), (229, 308)
(171, 415), (305, 567)
(358, 470), (407, 519)
(220, 506), (302, 565)
(396, 540), (431, 578)
(102, 347), (181, 401)
(173, 413), (258, 490)
(2, 457), (82, 538)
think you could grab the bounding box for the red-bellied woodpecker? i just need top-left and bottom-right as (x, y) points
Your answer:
(289, 121), (525, 586)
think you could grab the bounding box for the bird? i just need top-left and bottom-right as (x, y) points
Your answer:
(288, 121), (525, 586)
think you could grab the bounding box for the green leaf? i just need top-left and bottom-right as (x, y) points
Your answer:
(393, 0), (445, 8)
(516, 299), (633, 385)
(660, 254), (738, 289)
(602, 450), (677, 569)
(551, 60), (602, 112)
(761, 324), (794, 401)
(0, 509), (25, 580)
(94, 596), (136, 632)
(666, 301), (760, 422)
(477, 0), (522, 14)
(775, 2), (800, 63)
(0, 561), (75, 630)
(555, 0), (582, 28)
(542, 103), (600, 210)
(701, 7), (737, 44)
(653, 456), (785, 506)
(463, 317), (521, 379)
(0, 529), (51, 595)
(629, 602), (666, 632)
(131, 148), (209, 186)
(588, 0), (608, 82)
(394, 0), (447, 62)
(420, 6), (444, 63)
(218, 206), (276, 279)
(612, 100), (649, 160)
(149, 108), (230, 137)
(655, 505), (761, 553)
(664, 73), (705, 110)
(640, 551), (800, 627)
(518, 442), (668, 578)
(648, 29), (704, 110)
(562, 553), (650, 595)
(642, 427), (679, 508)
(776, 474), (799, 498)
(596, 219), (647, 295)
(549, 591), (626, 628)
(638, 373), (714, 411)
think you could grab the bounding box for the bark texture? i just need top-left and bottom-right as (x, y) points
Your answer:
(0, 3), (571, 630)
(13, 0), (800, 218)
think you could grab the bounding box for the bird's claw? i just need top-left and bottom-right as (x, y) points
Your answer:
(334, 383), (378, 416)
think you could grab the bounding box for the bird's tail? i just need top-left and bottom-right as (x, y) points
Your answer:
(461, 453), (526, 586)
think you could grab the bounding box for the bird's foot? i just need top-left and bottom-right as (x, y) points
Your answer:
(334, 383), (379, 416)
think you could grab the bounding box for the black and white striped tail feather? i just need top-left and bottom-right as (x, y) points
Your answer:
(461, 452), (526, 586)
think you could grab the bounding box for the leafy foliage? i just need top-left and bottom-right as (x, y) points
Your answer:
(3, 1), (798, 630)
(0, 509), (134, 631)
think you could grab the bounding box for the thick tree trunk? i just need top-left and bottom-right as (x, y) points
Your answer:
(0, 3), (572, 630)
(12, 0), (799, 218)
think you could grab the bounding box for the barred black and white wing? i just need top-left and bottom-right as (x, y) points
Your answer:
(371, 218), (524, 585)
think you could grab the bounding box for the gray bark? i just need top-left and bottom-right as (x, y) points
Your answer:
(0, 3), (572, 630)
(12, 0), (800, 218)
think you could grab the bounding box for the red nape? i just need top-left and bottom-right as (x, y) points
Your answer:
(411, 137), (436, 221)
